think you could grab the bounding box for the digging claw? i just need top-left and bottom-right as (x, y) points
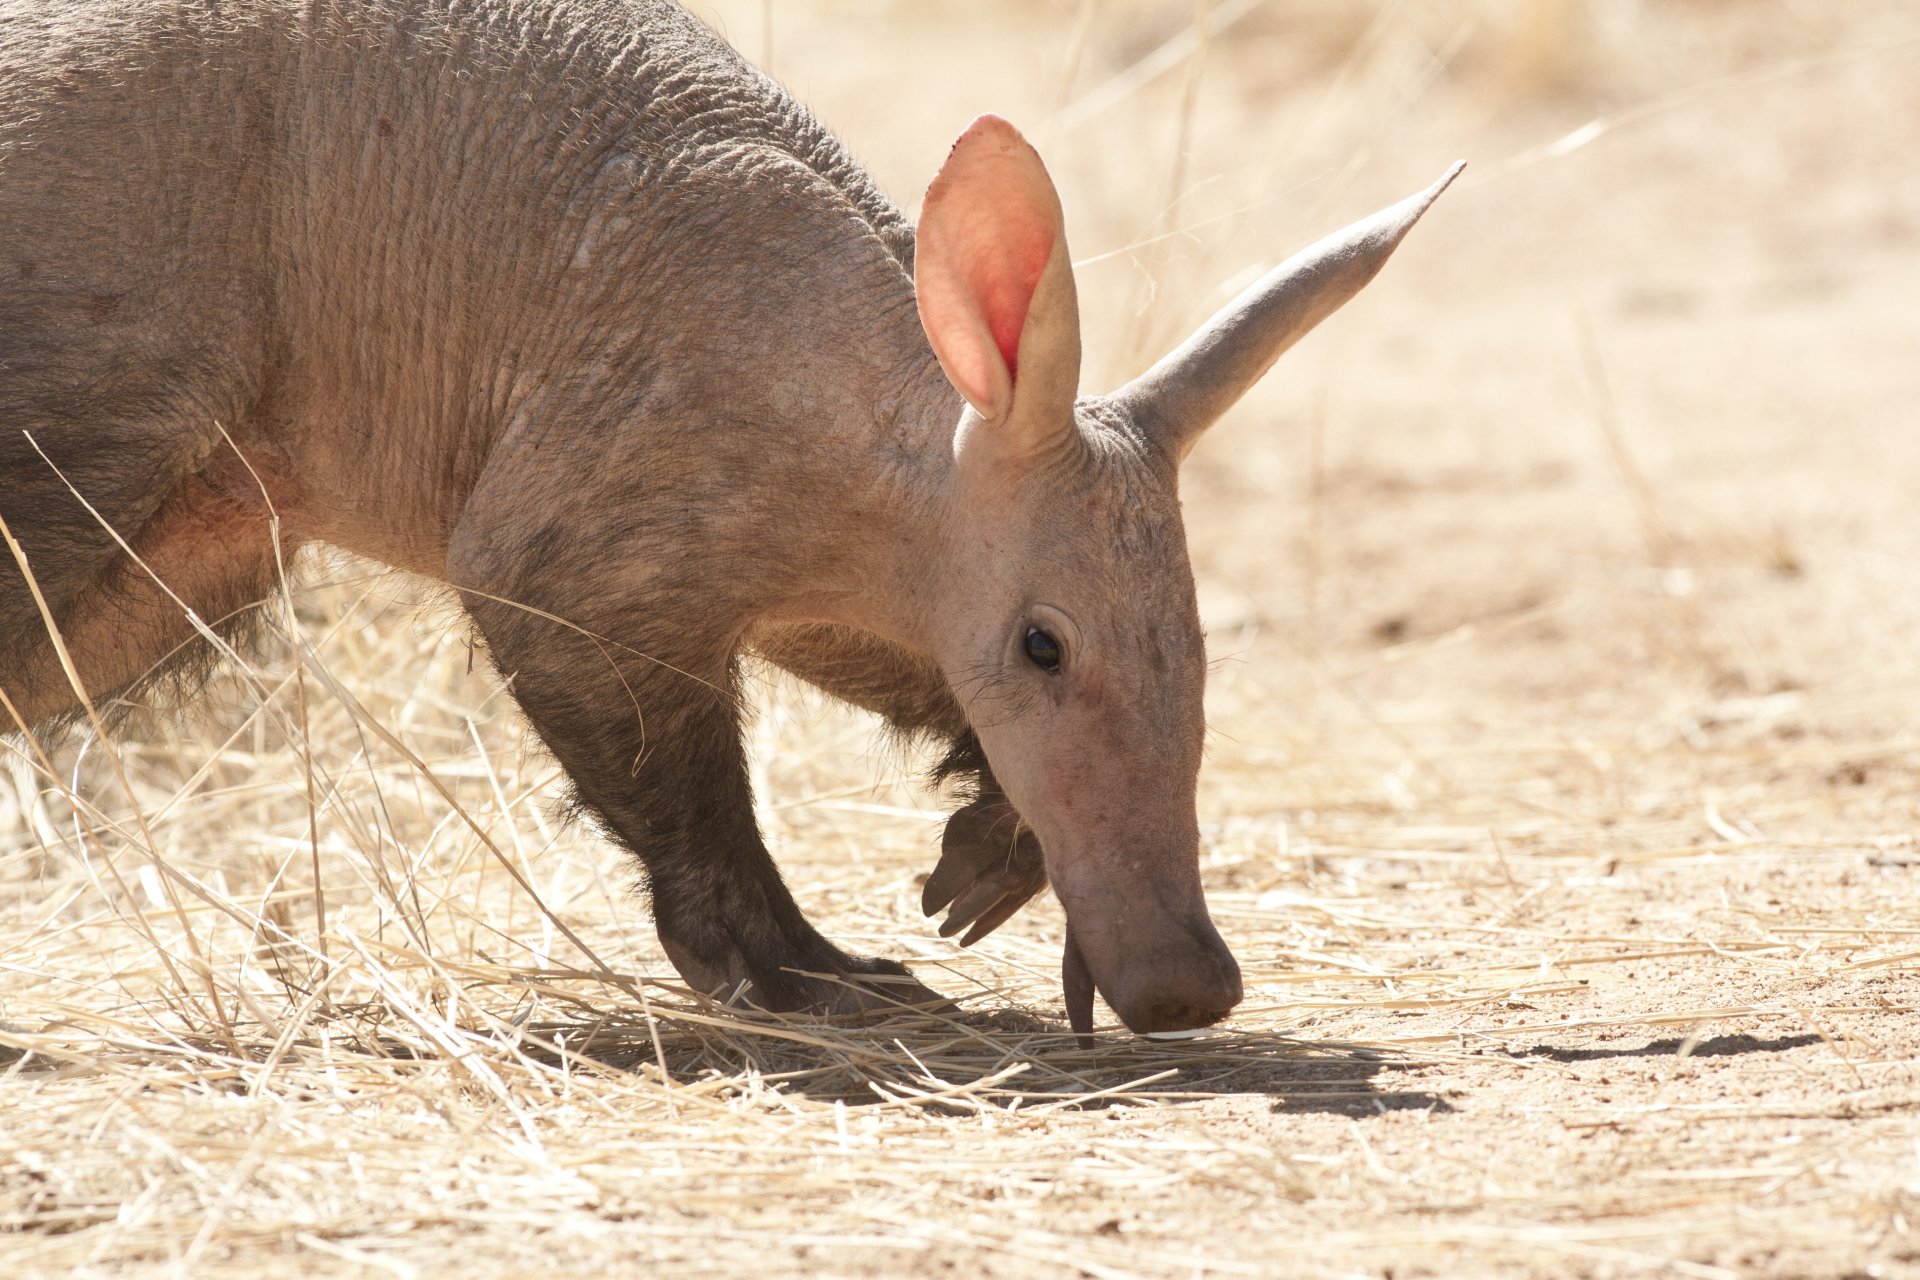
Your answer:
(923, 793), (1047, 944)
(800, 964), (956, 1019)
(661, 933), (951, 1020)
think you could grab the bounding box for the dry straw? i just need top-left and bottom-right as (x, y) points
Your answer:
(4, 542), (1913, 1275)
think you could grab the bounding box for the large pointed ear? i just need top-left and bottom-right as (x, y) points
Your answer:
(915, 115), (1081, 452)
(1114, 162), (1464, 461)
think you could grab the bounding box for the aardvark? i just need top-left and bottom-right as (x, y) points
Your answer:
(0, 1), (1457, 1038)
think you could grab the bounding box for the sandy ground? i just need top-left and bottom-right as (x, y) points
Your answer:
(3, 2), (1919, 1277)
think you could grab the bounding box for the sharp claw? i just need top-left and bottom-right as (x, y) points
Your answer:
(954, 866), (1048, 944)
(957, 890), (1026, 947)
(923, 800), (1006, 916)
(928, 794), (1047, 939)
(921, 855), (968, 918)
(936, 875), (1005, 937)
(1063, 923), (1096, 1050)
(813, 969), (957, 1018)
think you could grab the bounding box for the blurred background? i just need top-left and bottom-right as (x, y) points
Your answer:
(677, 0), (1920, 826)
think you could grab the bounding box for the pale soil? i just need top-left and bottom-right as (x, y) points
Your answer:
(3, 2), (1918, 1278)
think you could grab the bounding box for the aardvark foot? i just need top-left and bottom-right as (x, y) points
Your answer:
(922, 791), (1047, 945)
(659, 927), (948, 1018)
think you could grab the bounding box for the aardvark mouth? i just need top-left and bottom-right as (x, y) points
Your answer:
(1060, 919), (1242, 1047)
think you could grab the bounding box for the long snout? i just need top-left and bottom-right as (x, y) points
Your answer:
(1057, 878), (1243, 1036)
(1100, 914), (1242, 1034)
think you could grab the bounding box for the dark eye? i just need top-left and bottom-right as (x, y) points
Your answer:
(1023, 627), (1063, 672)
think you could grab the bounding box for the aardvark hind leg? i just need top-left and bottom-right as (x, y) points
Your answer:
(2, 472), (281, 731)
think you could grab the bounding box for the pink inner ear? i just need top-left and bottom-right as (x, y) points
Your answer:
(967, 218), (1054, 382)
(916, 115), (1066, 416)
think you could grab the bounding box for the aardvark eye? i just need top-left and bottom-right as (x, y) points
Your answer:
(1023, 627), (1063, 672)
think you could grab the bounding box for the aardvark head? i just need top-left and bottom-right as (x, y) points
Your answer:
(910, 115), (1459, 1036)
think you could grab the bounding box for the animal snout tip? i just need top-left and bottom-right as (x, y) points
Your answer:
(1120, 959), (1243, 1035)
(1133, 999), (1236, 1035)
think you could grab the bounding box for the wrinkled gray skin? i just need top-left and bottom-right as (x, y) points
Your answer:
(0, 0), (1455, 1036)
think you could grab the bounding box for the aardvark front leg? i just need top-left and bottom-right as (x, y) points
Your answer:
(448, 508), (939, 1017)
(751, 624), (1047, 943)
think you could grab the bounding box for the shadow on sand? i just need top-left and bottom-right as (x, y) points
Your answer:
(1513, 1031), (1824, 1063)
(504, 1001), (1457, 1116)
